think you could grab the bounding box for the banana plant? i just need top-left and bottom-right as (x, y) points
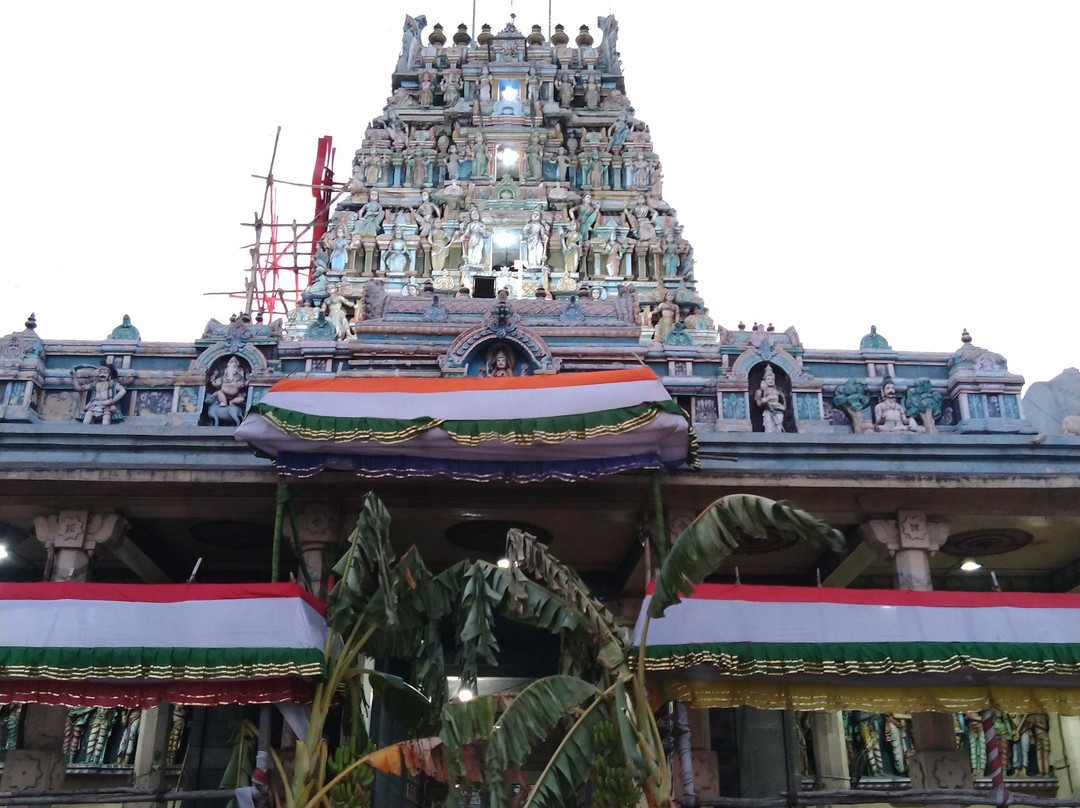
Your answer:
(278, 492), (843, 808)
(369, 495), (845, 808)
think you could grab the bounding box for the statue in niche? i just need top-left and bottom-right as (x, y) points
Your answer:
(323, 284), (357, 339)
(413, 189), (440, 237)
(362, 145), (382, 185)
(403, 150), (415, 187)
(416, 152), (432, 186)
(383, 226), (409, 274)
(754, 364), (788, 433)
(108, 315), (141, 340)
(652, 291), (679, 344)
(441, 69), (461, 106)
(444, 145), (460, 182)
(355, 189), (385, 236)
(584, 73), (600, 108)
(521, 210), (550, 268)
(661, 232), (680, 277)
(679, 242), (695, 282)
(324, 223), (350, 271)
(210, 357), (248, 406)
(71, 364), (126, 424)
(607, 115), (630, 153)
(428, 227), (451, 273)
(554, 148), (571, 184)
(526, 66), (540, 103)
(471, 132), (489, 179)
(588, 153), (606, 189)
(459, 205), (487, 267)
(418, 68), (435, 107)
(558, 221), (583, 280)
(614, 282), (639, 325)
(478, 65), (494, 102)
(481, 343), (517, 377)
(573, 193), (599, 241)
(625, 193), (657, 241)
(873, 377), (922, 433)
(525, 133), (544, 180)
(603, 231), (628, 276)
(558, 70), (575, 107)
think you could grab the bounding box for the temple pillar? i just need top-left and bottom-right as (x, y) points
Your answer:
(810, 711), (851, 789)
(861, 511), (971, 788)
(33, 510), (128, 582)
(131, 705), (172, 808)
(1051, 714), (1079, 798)
(285, 502), (341, 599)
(2, 512), (128, 799)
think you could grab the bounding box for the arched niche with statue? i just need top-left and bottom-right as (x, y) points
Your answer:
(749, 362), (797, 434)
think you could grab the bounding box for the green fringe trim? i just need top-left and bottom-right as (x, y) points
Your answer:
(1, 646), (327, 681)
(257, 400), (694, 455)
(640, 641), (1080, 677)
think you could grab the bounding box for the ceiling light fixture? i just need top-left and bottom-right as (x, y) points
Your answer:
(960, 557), (982, 572)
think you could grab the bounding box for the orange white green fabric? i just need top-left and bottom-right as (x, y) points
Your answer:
(236, 368), (695, 481)
(0, 583), (328, 707)
(633, 584), (1080, 714)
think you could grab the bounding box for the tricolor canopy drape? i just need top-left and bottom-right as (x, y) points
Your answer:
(0, 583), (328, 707)
(235, 368), (694, 481)
(632, 583), (1080, 715)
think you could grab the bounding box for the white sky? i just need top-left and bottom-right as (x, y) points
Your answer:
(1, 1), (1076, 388)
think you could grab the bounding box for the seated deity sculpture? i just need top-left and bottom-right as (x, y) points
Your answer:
(211, 356), (248, 407)
(874, 378), (924, 432)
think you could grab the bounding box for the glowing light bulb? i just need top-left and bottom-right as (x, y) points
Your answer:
(960, 558), (982, 572)
(457, 686), (474, 702)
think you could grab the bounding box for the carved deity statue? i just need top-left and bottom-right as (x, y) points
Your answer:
(459, 205), (487, 267)
(413, 189), (440, 237)
(661, 232), (680, 277)
(383, 226), (409, 274)
(211, 356), (249, 407)
(874, 378), (924, 433)
(521, 210), (551, 268)
(483, 344), (516, 377)
(355, 189), (385, 236)
(560, 220), (582, 276)
(754, 365), (787, 433)
(323, 284), (357, 339)
(574, 193), (599, 241)
(72, 365), (126, 424)
(604, 231), (627, 277)
(471, 132), (489, 179)
(652, 291), (679, 344)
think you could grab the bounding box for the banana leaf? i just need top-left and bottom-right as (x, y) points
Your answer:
(648, 495), (845, 618)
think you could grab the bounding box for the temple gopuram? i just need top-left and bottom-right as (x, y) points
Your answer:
(1, 14), (1077, 808)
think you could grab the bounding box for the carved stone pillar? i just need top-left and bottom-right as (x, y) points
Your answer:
(285, 503), (341, 599)
(860, 511), (970, 788)
(808, 712), (850, 789)
(33, 510), (128, 582)
(131, 705), (172, 808)
(5, 512), (126, 799)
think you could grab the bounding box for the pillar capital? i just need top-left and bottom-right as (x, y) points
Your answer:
(33, 510), (128, 552)
(285, 503), (342, 598)
(33, 510), (128, 581)
(859, 510), (949, 557)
